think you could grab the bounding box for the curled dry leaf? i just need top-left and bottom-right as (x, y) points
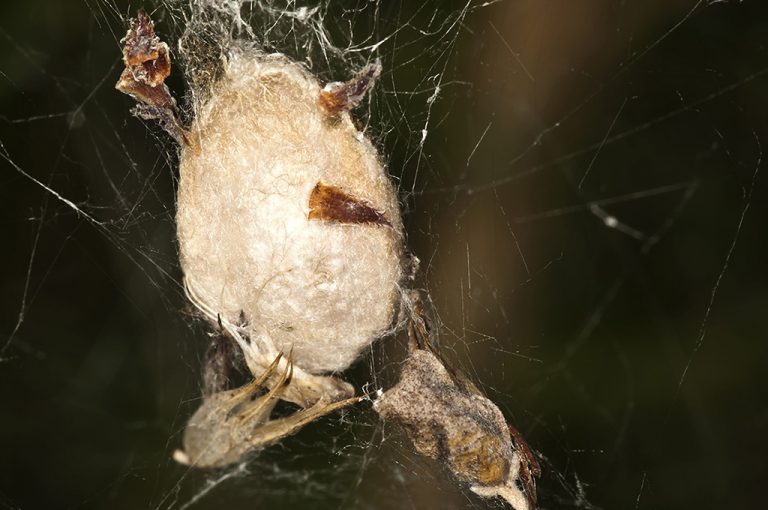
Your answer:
(375, 294), (540, 510)
(115, 9), (187, 144)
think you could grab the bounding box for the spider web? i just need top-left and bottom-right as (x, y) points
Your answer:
(2, 1), (767, 509)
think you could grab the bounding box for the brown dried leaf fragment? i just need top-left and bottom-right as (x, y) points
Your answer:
(115, 10), (188, 144)
(376, 348), (513, 483)
(120, 9), (170, 85)
(319, 60), (382, 115)
(374, 293), (540, 510)
(308, 182), (391, 227)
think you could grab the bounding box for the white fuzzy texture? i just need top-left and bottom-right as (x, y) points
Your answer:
(177, 52), (403, 374)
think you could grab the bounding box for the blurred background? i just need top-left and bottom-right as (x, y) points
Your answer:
(2, 1), (767, 509)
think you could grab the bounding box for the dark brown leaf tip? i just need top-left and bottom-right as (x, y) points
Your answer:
(308, 182), (391, 227)
(319, 60), (382, 115)
(508, 423), (541, 509)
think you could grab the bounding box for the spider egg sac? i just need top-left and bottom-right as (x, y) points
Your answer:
(176, 52), (404, 374)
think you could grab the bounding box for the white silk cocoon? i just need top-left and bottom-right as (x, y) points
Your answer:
(177, 51), (403, 374)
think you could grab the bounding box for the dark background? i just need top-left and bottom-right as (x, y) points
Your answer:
(2, 1), (767, 509)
